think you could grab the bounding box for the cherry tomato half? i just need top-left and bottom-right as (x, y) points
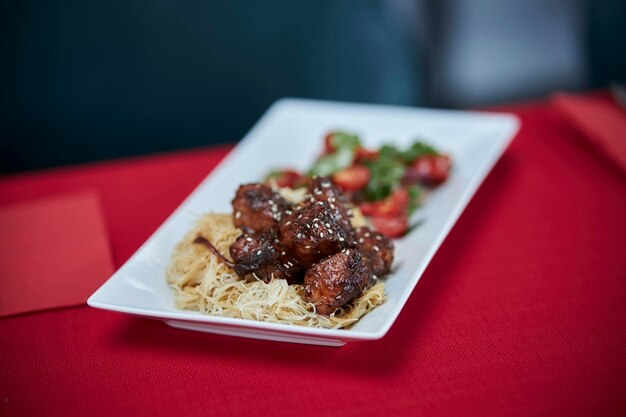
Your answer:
(323, 132), (336, 154)
(372, 213), (409, 238)
(359, 188), (409, 218)
(269, 170), (304, 188)
(332, 165), (370, 191)
(405, 154), (451, 187)
(355, 147), (379, 163)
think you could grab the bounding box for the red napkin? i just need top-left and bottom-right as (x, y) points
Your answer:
(552, 92), (626, 173)
(0, 190), (114, 317)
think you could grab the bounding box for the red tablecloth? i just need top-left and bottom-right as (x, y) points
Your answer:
(1, 99), (625, 417)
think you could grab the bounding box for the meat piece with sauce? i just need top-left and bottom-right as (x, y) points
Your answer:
(279, 199), (352, 267)
(355, 227), (394, 277)
(232, 184), (292, 234)
(308, 176), (354, 238)
(308, 177), (350, 213)
(303, 249), (370, 315)
(228, 231), (303, 284)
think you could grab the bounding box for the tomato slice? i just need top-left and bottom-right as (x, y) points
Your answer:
(359, 188), (408, 217)
(372, 213), (409, 238)
(362, 189), (411, 238)
(332, 165), (370, 191)
(269, 170), (303, 188)
(406, 154), (451, 186)
(355, 147), (379, 163)
(323, 132), (336, 154)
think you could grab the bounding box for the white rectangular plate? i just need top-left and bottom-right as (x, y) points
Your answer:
(88, 98), (519, 346)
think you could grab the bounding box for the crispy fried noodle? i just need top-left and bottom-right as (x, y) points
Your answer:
(167, 213), (385, 329)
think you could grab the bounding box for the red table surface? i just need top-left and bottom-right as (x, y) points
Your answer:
(1, 99), (625, 417)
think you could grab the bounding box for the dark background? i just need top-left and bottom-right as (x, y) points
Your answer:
(1, 0), (624, 173)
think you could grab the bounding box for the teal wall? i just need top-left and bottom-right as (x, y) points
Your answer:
(1, 1), (419, 172)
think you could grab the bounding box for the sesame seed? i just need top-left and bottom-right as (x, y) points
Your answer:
(359, 238), (364, 243)
(285, 221), (291, 226)
(235, 211), (241, 219)
(305, 245), (311, 249)
(345, 250), (350, 255)
(372, 274), (378, 280)
(373, 245), (380, 252)
(365, 232), (371, 237)
(376, 235), (382, 240)
(246, 237), (253, 242)
(325, 223), (330, 228)
(321, 182), (330, 188)
(339, 237), (345, 242)
(286, 210), (292, 215)
(257, 250), (263, 255)
(320, 233), (324, 238)
(281, 251), (286, 255)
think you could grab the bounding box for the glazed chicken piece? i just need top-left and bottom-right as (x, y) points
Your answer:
(308, 176), (350, 211)
(279, 199), (352, 267)
(232, 184), (292, 234)
(228, 231), (303, 284)
(308, 176), (354, 238)
(355, 227), (394, 277)
(303, 249), (370, 315)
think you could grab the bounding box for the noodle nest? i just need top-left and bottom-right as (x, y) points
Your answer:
(167, 213), (385, 329)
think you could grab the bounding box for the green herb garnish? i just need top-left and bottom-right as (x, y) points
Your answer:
(264, 170), (282, 181)
(407, 185), (424, 214)
(330, 132), (361, 150)
(365, 156), (406, 201)
(401, 141), (438, 162)
(308, 146), (355, 177)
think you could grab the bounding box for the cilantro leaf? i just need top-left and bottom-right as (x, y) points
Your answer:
(401, 140), (438, 162)
(378, 144), (402, 160)
(407, 185), (424, 215)
(364, 156), (406, 201)
(264, 170), (281, 180)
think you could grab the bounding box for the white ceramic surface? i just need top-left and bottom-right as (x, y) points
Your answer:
(88, 98), (519, 347)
